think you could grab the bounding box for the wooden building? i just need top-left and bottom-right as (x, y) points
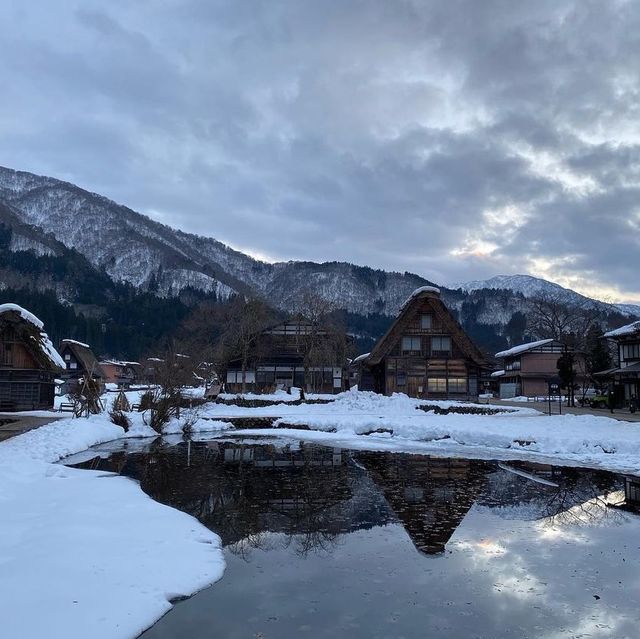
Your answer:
(0, 303), (64, 411)
(493, 338), (584, 399)
(58, 339), (105, 383)
(225, 318), (348, 394)
(601, 321), (640, 407)
(358, 287), (485, 400)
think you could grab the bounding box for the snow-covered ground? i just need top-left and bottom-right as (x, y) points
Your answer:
(191, 390), (640, 474)
(0, 415), (225, 639)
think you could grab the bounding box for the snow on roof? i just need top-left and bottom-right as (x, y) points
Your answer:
(0, 303), (44, 329)
(604, 320), (640, 338)
(351, 352), (371, 364)
(61, 338), (91, 349)
(34, 333), (66, 369)
(147, 357), (164, 362)
(399, 286), (441, 311)
(0, 304), (64, 368)
(495, 339), (554, 359)
(490, 369), (506, 378)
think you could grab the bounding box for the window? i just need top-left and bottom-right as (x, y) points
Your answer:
(401, 336), (422, 353)
(448, 377), (467, 393)
(64, 353), (71, 361)
(69, 362), (77, 370)
(428, 378), (446, 393)
(420, 314), (432, 329)
(396, 372), (407, 386)
(431, 336), (451, 356)
(622, 343), (640, 360)
(505, 359), (521, 371)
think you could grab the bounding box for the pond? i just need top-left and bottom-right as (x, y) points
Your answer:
(65, 437), (640, 638)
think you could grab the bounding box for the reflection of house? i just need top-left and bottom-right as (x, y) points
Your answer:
(358, 452), (487, 554)
(600, 321), (640, 408)
(493, 339), (583, 399)
(0, 304), (64, 410)
(225, 318), (348, 394)
(358, 287), (485, 400)
(58, 339), (105, 382)
(99, 360), (141, 388)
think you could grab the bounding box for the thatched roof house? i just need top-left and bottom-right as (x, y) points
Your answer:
(58, 339), (105, 381)
(0, 303), (64, 410)
(359, 287), (486, 400)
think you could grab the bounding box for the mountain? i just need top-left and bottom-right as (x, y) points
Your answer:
(0, 165), (636, 358)
(0, 166), (436, 317)
(452, 274), (638, 318)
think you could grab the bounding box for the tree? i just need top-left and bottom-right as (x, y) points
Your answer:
(216, 297), (274, 394)
(294, 293), (352, 392)
(557, 349), (577, 407)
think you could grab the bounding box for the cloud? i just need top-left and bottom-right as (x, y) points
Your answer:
(0, 0), (638, 301)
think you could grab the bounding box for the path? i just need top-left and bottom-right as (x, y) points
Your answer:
(497, 400), (640, 423)
(0, 413), (65, 442)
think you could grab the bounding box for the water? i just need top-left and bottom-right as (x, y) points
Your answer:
(66, 437), (640, 638)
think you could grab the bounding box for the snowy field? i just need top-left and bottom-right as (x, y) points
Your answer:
(0, 415), (225, 639)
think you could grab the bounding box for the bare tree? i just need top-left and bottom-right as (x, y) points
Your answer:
(295, 292), (352, 392)
(216, 297), (274, 394)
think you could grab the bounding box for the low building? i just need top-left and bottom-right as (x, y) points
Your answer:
(225, 318), (349, 394)
(99, 360), (141, 388)
(358, 287), (486, 400)
(58, 339), (105, 383)
(0, 303), (64, 410)
(493, 338), (583, 399)
(601, 320), (640, 407)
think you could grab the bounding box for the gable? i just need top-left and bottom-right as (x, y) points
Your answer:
(367, 291), (485, 367)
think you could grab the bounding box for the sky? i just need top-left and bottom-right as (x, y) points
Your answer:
(1, 0), (639, 303)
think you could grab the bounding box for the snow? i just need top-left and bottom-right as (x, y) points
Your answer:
(495, 339), (554, 359)
(604, 320), (640, 338)
(490, 369), (505, 377)
(36, 332), (66, 368)
(0, 414), (225, 639)
(61, 338), (91, 348)
(196, 390), (640, 473)
(351, 352), (371, 364)
(0, 302), (45, 328)
(399, 285), (441, 310)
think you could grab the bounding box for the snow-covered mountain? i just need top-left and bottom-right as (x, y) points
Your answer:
(0, 166), (435, 316)
(452, 274), (638, 318)
(0, 165), (636, 354)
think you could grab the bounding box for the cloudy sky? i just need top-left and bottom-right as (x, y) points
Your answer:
(1, 0), (639, 302)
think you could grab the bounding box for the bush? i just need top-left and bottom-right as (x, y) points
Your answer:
(109, 409), (131, 431)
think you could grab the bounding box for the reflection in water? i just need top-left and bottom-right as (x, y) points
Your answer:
(69, 439), (625, 558)
(67, 439), (640, 639)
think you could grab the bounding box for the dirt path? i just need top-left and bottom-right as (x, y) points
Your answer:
(495, 400), (640, 423)
(0, 414), (65, 442)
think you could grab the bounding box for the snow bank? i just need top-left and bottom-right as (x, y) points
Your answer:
(199, 390), (640, 473)
(0, 414), (225, 639)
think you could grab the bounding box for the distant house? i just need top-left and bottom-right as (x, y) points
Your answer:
(601, 320), (640, 407)
(0, 303), (64, 410)
(99, 360), (141, 388)
(493, 338), (583, 399)
(225, 317), (349, 394)
(58, 339), (105, 383)
(358, 287), (486, 400)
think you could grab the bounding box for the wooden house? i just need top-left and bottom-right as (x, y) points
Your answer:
(225, 317), (349, 394)
(601, 321), (640, 407)
(0, 303), (64, 410)
(58, 339), (105, 383)
(359, 287), (485, 400)
(493, 338), (584, 399)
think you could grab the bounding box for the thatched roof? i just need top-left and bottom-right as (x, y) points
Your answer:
(0, 304), (65, 370)
(367, 287), (485, 367)
(59, 339), (105, 378)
